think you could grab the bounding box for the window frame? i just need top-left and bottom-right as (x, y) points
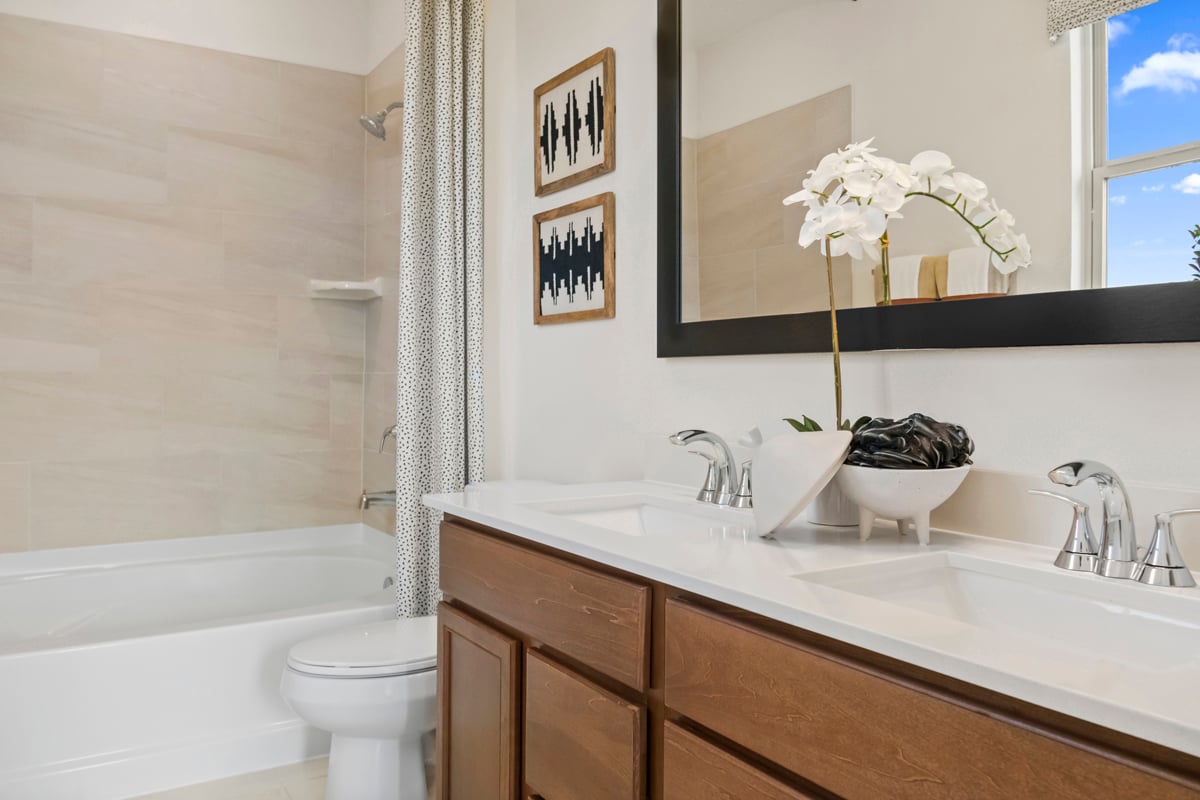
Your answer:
(1089, 17), (1200, 288)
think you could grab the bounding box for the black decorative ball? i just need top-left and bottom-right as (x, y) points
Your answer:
(845, 413), (974, 469)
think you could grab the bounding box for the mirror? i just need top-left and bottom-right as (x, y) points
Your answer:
(658, 0), (1200, 355)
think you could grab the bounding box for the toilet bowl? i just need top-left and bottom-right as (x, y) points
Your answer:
(280, 616), (438, 800)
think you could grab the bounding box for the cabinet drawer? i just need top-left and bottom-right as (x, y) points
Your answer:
(665, 600), (1197, 800)
(524, 650), (646, 800)
(664, 722), (819, 800)
(440, 521), (650, 691)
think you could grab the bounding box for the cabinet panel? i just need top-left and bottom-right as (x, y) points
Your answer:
(665, 600), (1198, 800)
(440, 521), (650, 690)
(524, 649), (646, 800)
(663, 722), (819, 800)
(437, 603), (520, 800)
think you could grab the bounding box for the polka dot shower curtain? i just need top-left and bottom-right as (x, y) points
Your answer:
(394, 0), (485, 617)
(1047, 0), (1158, 38)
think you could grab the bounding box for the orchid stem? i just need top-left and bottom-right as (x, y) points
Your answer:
(905, 191), (1013, 263)
(879, 231), (892, 306)
(824, 237), (843, 429)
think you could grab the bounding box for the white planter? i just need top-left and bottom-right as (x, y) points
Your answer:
(804, 479), (859, 527)
(835, 464), (970, 546)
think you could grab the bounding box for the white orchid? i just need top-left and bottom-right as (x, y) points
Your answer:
(785, 141), (1033, 290)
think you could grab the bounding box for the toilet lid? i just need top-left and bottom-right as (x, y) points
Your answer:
(287, 617), (438, 678)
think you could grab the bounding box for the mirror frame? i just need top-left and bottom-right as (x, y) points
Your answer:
(656, 0), (1200, 357)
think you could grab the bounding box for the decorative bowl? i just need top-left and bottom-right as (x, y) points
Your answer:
(835, 464), (970, 545)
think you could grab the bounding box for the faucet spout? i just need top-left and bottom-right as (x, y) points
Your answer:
(671, 429), (738, 505)
(1048, 460), (1138, 578)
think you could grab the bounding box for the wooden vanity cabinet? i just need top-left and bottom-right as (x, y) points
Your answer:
(437, 518), (1200, 800)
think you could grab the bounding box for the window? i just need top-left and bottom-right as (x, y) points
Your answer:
(1092, 0), (1200, 288)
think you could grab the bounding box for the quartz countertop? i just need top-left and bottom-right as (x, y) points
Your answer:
(424, 479), (1200, 758)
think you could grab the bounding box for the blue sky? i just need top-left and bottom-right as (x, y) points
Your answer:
(1106, 0), (1200, 287)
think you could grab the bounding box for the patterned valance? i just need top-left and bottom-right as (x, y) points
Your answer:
(1048, 0), (1158, 39)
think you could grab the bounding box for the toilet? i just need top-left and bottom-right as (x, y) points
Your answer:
(280, 616), (438, 800)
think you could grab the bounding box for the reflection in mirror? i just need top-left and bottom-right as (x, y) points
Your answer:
(678, 0), (1200, 323)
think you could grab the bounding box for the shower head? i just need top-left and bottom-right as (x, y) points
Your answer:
(359, 101), (403, 140)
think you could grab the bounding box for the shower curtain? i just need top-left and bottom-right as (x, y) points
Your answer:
(394, 0), (485, 617)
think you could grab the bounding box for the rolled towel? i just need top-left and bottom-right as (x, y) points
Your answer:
(880, 254), (923, 301)
(947, 246), (992, 297)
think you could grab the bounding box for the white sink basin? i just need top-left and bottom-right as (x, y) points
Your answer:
(796, 553), (1200, 671)
(522, 494), (755, 539)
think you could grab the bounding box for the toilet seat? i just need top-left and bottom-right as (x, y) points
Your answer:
(287, 617), (437, 678)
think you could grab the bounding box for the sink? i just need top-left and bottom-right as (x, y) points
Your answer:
(522, 494), (755, 539)
(795, 553), (1200, 671)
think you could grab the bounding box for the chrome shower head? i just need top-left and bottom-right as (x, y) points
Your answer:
(359, 101), (403, 141)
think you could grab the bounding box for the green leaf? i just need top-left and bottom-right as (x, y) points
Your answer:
(851, 415), (873, 432)
(784, 417), (808, 433)
(803, 415), (823, 432)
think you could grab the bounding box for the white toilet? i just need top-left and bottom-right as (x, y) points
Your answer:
(280, 616), (438, 800)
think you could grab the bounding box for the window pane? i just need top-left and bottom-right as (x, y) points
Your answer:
(1106, 162), (1200, 287)
(1107, 0), (1200, 160)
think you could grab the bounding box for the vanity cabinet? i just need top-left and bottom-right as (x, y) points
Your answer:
(437, 518), (1200, 800)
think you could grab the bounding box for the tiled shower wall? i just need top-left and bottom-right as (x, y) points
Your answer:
(0, 13), (408, 552)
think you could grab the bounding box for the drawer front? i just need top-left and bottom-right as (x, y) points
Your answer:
(524, 650), (646, 800)
(665, 600), (1197, 800)
(440, 521), (650, 690)
(664, 722), (819, 800)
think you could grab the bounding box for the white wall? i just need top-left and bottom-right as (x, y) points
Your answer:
(482, 0), (1200, 543)
(0, 0), (407, 74)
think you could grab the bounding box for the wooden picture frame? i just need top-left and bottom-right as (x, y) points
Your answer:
(534, 48), (616, 196)
(533, 192), (616, 325)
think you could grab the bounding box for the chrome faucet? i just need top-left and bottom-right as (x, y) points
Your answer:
(1048, 460), (1139, 579)
(670, 429), (745, 506)
(360, 490), (396, 510)
(379, 424), (397, 452)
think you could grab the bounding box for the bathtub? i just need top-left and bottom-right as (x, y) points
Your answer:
(0, 524), (396, 800)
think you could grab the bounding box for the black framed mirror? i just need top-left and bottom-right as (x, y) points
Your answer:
(657, 0), (1200, 358)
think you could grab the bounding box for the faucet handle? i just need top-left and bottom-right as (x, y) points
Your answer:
(687, 450), (720, 504)
(1136, 509), (1200, 588)
(1028, 490), (1099, 573)
(730, 460), (753, 509)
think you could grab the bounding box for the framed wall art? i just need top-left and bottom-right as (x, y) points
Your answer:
(533, 192), (615, 325)
(533, 48), (616, 196)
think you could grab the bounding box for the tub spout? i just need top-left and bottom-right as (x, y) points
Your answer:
(360, 490), (396, 510)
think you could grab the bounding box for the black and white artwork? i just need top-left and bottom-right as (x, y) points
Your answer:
(533, 48), (615, 196)
(533, 193), (614, 324)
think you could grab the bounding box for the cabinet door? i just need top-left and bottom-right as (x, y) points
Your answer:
(663, 723), (821, 800)
(438, 603), (520, 800)
(524, 650), (646, 800)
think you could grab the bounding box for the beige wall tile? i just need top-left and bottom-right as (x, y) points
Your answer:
(0, 372), (163, 463)
(0, 462), (31, 553)
(0, 284), (101, 372)
(222, 213), (364, 296)
(699, 253), (756, 321)
(167, 128), (361, 223)
(0, 14), (104, 112)
(366, 215), (401, 278)
(365, 155), (403, 221)
(362, 449), (396, 535)
(162, 373), (331, 456)
(331, 374), (364, 451)
(363, 372), (398, 453)
(102, 34), (280, 138)
(754, 243), (853, 316)
(219, 449), (361, 533)
(277, 297), (365, 374)
(367, 45), (406, 114)
(0, 106), (168, 204)
(96, 289), (277, 374)
(280, 63), (365, 148)
(365, 277), (399, 373)
(0, 194), (33, 282)
(29, 455), (221, 549)
(697, 181), (785, 258)
(34, 200), (222, 287)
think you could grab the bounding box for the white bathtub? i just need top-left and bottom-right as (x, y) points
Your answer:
(0, 524), (396, 800)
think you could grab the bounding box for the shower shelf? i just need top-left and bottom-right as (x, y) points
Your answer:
(309, 277), (384, 300)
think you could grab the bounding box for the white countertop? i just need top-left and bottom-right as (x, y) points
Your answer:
(425, 479), (1200, 758)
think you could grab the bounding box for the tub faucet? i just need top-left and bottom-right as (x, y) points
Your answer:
(1048, 460), (1138, 579)
(670, 429), (740, 506)
(360, 490), (396, 510)
(379, 424), (397, 453)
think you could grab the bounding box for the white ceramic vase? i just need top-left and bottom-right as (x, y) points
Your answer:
(834, 464), (970, 546)
(804, 479), (859, 527)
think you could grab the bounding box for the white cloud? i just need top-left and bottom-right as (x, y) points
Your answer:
(1172, 173), (1200, 194)
(1110, 194), (1128, 205)
(1168, 32), (1200, 51)
(1142, 184), (1165, 192)
(1118, 50), (1200, 95)
(1108, 18), (1133, 44)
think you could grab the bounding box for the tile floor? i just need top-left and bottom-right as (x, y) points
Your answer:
(133, 758), (328, 800)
